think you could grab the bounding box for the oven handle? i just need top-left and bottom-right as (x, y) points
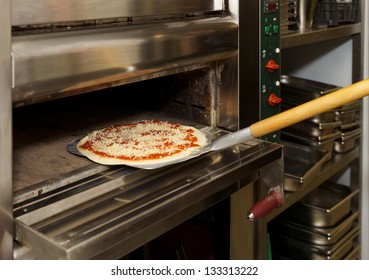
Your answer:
(247, 188), (284, 221)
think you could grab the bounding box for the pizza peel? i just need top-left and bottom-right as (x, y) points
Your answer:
(209, 78), (369, 151)
(68, 78), (369, 169)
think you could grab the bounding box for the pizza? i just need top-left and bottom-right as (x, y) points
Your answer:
(77, 120), (208, 168)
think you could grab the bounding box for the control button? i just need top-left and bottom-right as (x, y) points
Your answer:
(265, 59), (280, 72)
(273, 24), (279, 34)
(275, 48), (281, 54)
(275, 80), (281, 86)
(268, 93), (282, 107)
(264, 25), (271, 35)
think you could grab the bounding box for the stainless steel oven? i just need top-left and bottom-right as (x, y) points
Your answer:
(1, 0), (283, 259)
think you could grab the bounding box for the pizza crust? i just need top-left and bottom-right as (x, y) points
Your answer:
(76, 120), (209, 168)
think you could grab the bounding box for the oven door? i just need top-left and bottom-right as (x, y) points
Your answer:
(14, 136), (282, 259)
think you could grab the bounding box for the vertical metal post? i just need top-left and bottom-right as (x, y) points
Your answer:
(361, 0), (369, 260)
(0, 0), (13, 259)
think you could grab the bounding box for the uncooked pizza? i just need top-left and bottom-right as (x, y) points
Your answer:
(77, 120), (208, 168)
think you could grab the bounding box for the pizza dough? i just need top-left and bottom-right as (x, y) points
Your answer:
(77, 120), (209, 168)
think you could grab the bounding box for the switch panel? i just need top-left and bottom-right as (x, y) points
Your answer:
(260, 0), (281, 143)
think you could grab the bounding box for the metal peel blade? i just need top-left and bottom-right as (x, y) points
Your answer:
(209, 127), (253, 151)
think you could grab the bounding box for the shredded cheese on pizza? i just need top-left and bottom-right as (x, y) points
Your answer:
(77, 120), (206, 163)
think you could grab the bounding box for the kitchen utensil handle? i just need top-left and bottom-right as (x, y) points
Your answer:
(250, 78), (369, 138)
(247, 190), (283, 221)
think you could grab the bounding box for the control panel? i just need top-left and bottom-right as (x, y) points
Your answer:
(260, 0), (281, 143)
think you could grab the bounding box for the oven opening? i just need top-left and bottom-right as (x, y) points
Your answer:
(12, 61), (283, 260)
(13, 67), (215, 192)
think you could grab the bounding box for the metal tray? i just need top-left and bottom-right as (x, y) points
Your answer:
(282, 131), (339, 153)
(340, 128), (361, 142)
(270, 211), (359, 246)
(338, 100), (362, 113)
(343, 245), (360, 260)
(281, 75), (340, 101)
(335, 109), (360, 125)
(283, 181), (359, 227)
(283, 120), (342, 138)
(283, 141), (331, 192)
(341, 120), (361, 131)
(271, 225), (360, 260)
(335, 130), (361, 154)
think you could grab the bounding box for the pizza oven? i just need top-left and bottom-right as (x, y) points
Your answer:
(1, 0), (284, 259)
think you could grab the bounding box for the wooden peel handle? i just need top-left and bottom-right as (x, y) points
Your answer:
(250, 78), (369, 138)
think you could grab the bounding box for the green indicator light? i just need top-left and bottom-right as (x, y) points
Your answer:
(273, 25), (279, 34)
(264, 25), (271, 35)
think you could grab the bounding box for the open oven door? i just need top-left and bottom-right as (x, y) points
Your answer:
(13, 139), (282, 259)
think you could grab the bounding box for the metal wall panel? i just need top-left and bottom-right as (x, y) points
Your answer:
(0, 0), (13, 260)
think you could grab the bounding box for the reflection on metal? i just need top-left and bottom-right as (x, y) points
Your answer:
(0, 0), (13, 260)
(12, 16), (238, 106)
(12, 0), (224, 26)
(13, 140), (282, 259)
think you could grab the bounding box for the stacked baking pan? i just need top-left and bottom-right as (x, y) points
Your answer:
(283, 140), (331, 192)
(281, 75), (343, 154)
(281, 75), (361, 154)
(280, 76), (362, 191)
(335, 100), (361, 153)
(269, 181), (360, 259)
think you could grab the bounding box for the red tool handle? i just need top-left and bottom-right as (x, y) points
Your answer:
(247, 190), (283, 221)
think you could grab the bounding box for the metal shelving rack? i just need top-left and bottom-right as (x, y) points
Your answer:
(255, 20), (363, 259)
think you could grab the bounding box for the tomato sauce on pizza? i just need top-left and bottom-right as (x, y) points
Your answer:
(77, 120), (207, 166)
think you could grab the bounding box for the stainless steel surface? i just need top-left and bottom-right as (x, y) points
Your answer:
(284, 181), (359, 228)
(336, 109), (360, 124)
(0, 0), (13, 260)
(341, 128), (361, 141)
(271, 211), (359, 246)
(266, 147), (360, 222)
(344, 245), (360, 260)
(13, 140), (282, 259)
(271, 225), (359, 259)
(341, 120), (361, 130)
(339, 100), (362, 112)
(284, 121), (342, 138)
(281, 75), (340, 100)
(281, 23), (362, 49)
(283, 141), (331, 192)
(267, 1), (363, 259)
(282, 130), (339, 152)
(247, 160), (285, 221)
(216, 54), (239, 131)
(7, 1), (286, 260)
(12, 0), (224, 26)
(295, 0), (318, 30)
(210, 127), (253, 151)
(12, 15), (238, 106)
(335, 132), (361, 153)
